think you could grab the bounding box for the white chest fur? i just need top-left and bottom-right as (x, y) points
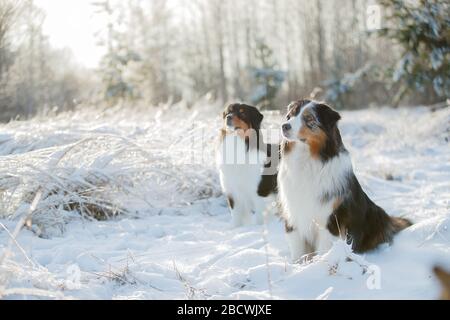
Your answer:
(278, 142), (352, 257)
(216, 134), (273, 226)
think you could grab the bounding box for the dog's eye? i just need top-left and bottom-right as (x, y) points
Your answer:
(304, 115), (315, 126)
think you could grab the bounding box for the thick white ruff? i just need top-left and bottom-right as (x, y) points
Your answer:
(217, 133), (275, 227)
(278, 141), (353, 261)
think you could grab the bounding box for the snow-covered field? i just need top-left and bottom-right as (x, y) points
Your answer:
(0, 101), (449, 300)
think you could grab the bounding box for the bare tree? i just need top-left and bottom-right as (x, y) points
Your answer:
(1, 0), (91, 121)
(210, 0), (228, 104)
(2, 0), (424, 118)
(0, 0), (20, 74)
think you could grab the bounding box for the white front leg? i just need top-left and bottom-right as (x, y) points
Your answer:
(231, 200), (252, 227)
(286, 229), (306, 263)
(252, 196), (274, 225)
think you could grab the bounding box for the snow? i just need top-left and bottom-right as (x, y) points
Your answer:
(0, 102), (449, 300)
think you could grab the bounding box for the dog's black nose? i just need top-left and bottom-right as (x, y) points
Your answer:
(282, 123), (292, 132)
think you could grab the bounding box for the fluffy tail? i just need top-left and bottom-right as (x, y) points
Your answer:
(390, 216), (413, 234)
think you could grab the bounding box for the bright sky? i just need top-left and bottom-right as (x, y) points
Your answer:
(35, 0), (106, 68)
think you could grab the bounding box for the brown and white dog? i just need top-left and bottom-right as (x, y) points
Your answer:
(278, 99), (412, 261)
(217, 103), (278, 227)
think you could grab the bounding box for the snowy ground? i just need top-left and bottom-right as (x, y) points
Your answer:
(0, 101), (449, 300)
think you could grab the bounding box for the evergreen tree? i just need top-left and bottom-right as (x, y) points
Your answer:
(250, 40), (285, 109)
(93, 0), (140, 105)
(379, 0), (450, 105)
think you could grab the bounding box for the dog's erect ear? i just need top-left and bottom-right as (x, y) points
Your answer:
(287, 102), (297, 113)
(316, 103), (341, 128)
(287, 99), (311, 116)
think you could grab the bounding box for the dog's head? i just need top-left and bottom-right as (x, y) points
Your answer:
(223, 103), (264, 132)
(281, 99), (342, 160)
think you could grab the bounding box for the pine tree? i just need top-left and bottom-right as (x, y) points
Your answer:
(250, 40), (285, 109)
(379, 0), (450, 105)
(93, 0), (140, 105)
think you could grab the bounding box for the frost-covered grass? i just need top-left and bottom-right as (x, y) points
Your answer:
(0, 100), (222, 237)
(0, 102), (449, 300)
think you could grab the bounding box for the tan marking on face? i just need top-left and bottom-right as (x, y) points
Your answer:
(298, 126), (327, 159)
(231, 116), (250, 131)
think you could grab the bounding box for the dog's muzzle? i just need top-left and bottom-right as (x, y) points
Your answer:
(226, 114), (236, 129)
(282, 123), (292, 134)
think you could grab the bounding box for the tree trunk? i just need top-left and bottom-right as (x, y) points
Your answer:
(213, 1), (228, 103)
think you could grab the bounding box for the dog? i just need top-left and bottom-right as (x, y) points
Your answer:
(278, 99), (412, 261)
(217, 103), (278, 227)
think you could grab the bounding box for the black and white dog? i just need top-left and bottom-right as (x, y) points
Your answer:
(217, 103), (278, 227)
(278, 99), (412, 261)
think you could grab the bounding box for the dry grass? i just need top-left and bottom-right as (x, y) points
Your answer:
(0, 101), (222, 238)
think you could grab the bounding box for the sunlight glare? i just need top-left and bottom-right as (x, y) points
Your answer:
(35, 0), (106, 68)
